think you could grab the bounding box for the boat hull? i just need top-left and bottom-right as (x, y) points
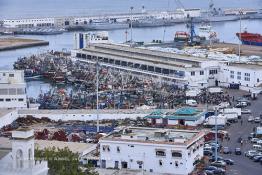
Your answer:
(241, 40), (262, 46)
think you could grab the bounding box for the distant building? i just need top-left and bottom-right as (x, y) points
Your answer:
(3, 18), (55, 28)
(99, 127), (204, 174)
(0, 128), (48, 175)
(0, 70), (27, 109)
(220, 62), (262, 92)
(73, 32), (109, 49)
(72, 43), (220, 89)
(145, 107), (206, 127)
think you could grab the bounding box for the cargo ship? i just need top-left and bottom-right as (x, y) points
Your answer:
(236, 31), (262, 46)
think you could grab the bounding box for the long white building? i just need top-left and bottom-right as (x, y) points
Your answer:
(0, 70), (27, 109)
(99, 127), (204, 175)
(72, 42), (262, 92)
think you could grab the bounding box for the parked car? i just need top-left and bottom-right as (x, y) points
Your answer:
(211, 160), (227, 168)
(224, 158), (234, 165)
(254, 117), (261, 123)
(253, 155), (262, 162)
(204, 150), (213, 156)
(210, 156), (224, 162)
(248, 116), (254, 122)
(248, 133), (255, 140)
(236, 101), (248, 108)
(251, 138), (259, 143)
(205, 166), (225, 175)
(204, 170), (214, 175)
(242, 109), (251, 114)
(245, 150), (258, 157)
(250, 152), (262, 159)
(237, 137), (243, 143)
(223, 147), (232, 154)
(235, 148), (242, 155)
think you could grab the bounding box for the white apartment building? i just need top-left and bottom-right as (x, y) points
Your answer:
(0, 70), (27, 108)
(99, 127), (204, 175)
(220, 62), (262, 92)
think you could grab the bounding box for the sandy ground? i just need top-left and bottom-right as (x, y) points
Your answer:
(0, 37), (45, 47)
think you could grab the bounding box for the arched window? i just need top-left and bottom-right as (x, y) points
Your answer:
(16, 149), (23, 168)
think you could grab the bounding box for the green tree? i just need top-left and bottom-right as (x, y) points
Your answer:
(35, 147), (98, 175)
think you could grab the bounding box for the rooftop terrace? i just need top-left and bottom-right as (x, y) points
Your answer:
(101, 127), (204, 146)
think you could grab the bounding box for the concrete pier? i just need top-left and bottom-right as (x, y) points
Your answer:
(0, 37), (49, 51)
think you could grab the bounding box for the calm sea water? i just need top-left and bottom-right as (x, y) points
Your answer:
(0, 0), (261, 19)
(0, 0), (261, 97)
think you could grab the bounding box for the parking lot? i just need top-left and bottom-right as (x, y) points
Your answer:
(219, 89), (262, 175)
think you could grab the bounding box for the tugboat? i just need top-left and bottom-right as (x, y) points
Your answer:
(236, 30), (262, 46)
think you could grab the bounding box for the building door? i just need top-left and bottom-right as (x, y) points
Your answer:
(121, 161), (128, 168)
(152, 119), (156, 125)
(114, 161), (119, 169)
(101, 160), (106, 168)
(162, 118), (168, 126)
(178, 119), (185, 125)
(215, 80), (219, 86)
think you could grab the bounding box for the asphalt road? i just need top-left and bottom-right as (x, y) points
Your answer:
(219, 89), (262, 175)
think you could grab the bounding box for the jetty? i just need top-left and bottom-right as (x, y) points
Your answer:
(0, 37), (49, 51)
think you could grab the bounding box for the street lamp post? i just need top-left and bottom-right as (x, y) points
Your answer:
(130, 6), (134, 45)
(238, 10), (243, 62)
(215, 107), (218, 162)
(96, 59), (99, 133)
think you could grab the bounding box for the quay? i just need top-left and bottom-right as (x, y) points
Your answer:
(211, 42), (262, 57)
(0, 37), (49, 51)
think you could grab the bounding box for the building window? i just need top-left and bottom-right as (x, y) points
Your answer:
(209, 69), (217, 75)
(200, 71), (204, 75)
(156, 150), (166, 157)
(237, 72), (241, 80)
(230, 71), (234, 79)
(18, 98), (24, 102)
(0, 99), (4, 101)
(159, 160), (163, 166)
(257, 78), (260, 82)
(9, 74), (14, 77)
(244, 73), (250, 81)
(172, 152), (182, 158)
(5, 98), (11, 102)
(117, 146), (120, 153)
(191, 71), (195, 76)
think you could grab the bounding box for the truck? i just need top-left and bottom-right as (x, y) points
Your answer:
(204, 115), (227, 127)
(220, 108), (241, 118)
(220, 113), (238, 123)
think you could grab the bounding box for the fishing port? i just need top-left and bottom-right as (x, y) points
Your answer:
(0, 0), (262, 175)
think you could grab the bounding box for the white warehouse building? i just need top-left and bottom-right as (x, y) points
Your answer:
(99, 127), (205, 175)
(0, 70), (27, 109)
(72, 42), (262, 93)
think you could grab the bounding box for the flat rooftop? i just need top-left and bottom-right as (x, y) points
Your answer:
(227, 62), (262, 70)
(82, 43), (210, 68)
(101, 127), (204, 146)
(0, 109), (15, 118)
(0, 137), (95, 155)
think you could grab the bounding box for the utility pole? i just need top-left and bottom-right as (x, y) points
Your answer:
(96, 59), (99, 133)
(238, 9), (243, 62)
(215, 107), (218, 162)
(130, 6), (134, 46)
